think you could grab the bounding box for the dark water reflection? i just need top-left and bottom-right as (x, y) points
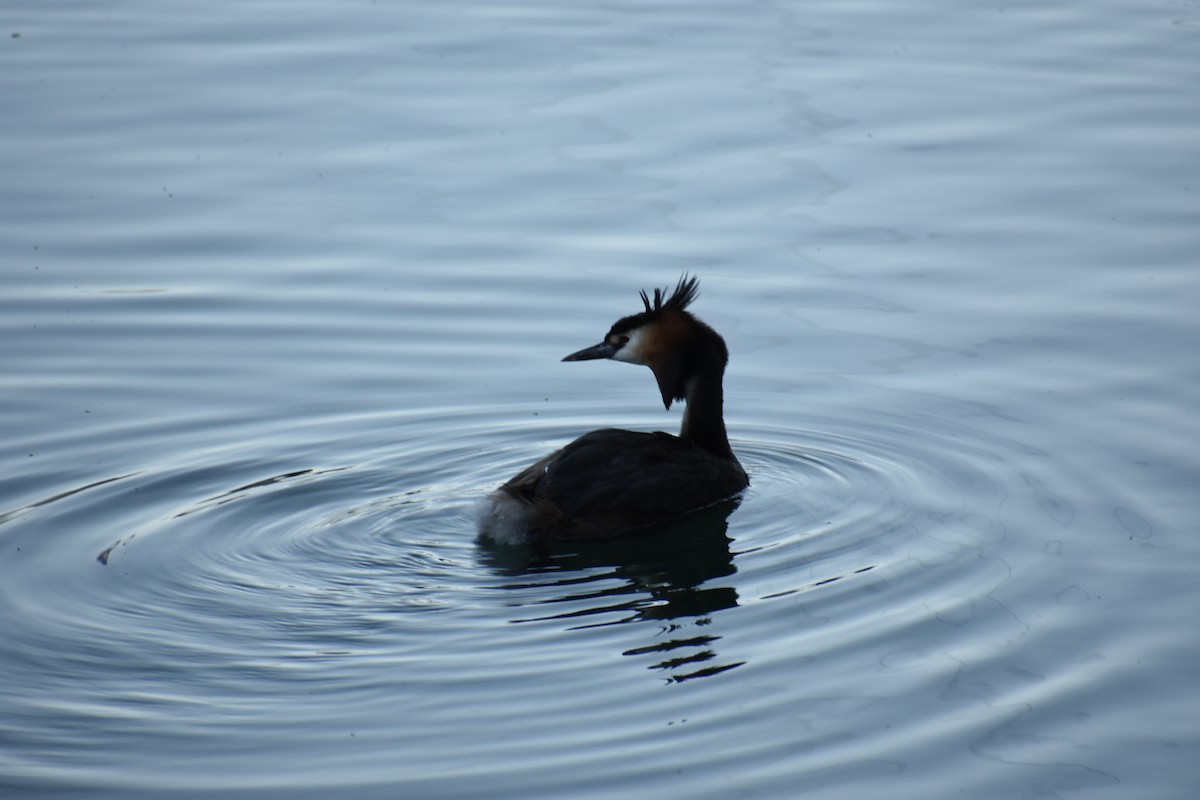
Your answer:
(479, 500), (745, 682)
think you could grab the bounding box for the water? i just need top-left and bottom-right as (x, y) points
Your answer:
(2, 0), (1198, 797)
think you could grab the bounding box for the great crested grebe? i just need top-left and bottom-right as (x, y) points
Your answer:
(479, 275), (748, 543)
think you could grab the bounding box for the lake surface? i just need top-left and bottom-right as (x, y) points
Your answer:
(2, 0), (1198, 797)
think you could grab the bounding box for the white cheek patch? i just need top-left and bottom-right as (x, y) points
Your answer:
(613, 326), (649, 365)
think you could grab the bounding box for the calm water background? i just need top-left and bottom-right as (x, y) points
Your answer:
(2, 0), (1198, 797)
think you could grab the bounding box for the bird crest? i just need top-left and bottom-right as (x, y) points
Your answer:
(639, 274), (699, 316)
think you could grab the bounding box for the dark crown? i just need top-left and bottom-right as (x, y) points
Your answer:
(639, 274), (699, 316)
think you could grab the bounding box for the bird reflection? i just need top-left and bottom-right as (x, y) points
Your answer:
(478, 498), (744, 683)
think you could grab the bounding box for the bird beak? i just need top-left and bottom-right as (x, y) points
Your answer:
(562, 342), (616, 362)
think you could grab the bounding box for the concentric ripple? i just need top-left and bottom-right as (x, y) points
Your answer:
(0, 401), (1072, 796)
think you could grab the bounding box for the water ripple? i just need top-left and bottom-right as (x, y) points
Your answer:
(0, 397), (1157, 796)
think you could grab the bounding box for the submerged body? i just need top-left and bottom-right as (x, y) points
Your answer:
(480, 276), (748, 543)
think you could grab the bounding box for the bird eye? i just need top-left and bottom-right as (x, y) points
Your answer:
(619, 335), (630, 345)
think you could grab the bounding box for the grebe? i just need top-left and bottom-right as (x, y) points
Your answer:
(480, 275), (748, 543)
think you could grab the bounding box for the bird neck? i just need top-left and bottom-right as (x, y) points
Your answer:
(679, 370), (735, 460)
